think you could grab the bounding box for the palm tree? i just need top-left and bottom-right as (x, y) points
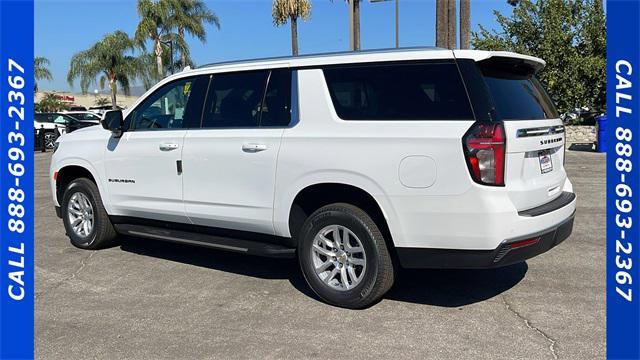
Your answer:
(135, 0), (174, 80)
(351, 0), (361, 51)
(273, 0), (311, 55)
(460, 0), (470, 49)
(435, 0), (447, 47)
(168, 0), (220, 69)
(333, 0), (361, 51)
(447, 0), (456, 49)
(34, 57), (53, 92)
(67, 31), (145, 109)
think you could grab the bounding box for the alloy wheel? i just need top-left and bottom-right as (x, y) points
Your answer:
(311, 224), (367, 291)
(67, 192), (94, 239)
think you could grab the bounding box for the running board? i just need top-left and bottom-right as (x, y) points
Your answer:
(114, 224), (296, 259)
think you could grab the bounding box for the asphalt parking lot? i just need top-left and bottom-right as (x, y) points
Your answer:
(35, 150), (605, 360)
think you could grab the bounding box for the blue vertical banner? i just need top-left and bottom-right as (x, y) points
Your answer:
(607, 1), (640, 359)
(0, 0), (35, 359)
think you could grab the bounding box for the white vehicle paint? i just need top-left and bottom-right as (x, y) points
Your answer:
(50, 48), (576, 308)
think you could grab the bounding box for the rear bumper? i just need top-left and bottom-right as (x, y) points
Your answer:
(397, 211), (574, 269)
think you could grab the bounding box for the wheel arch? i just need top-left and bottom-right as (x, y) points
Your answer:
(285, 182), (398, 254)
(55, 160), (110, 213)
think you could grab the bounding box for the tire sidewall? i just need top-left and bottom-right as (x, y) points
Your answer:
(61, 180), (99, 248)
(299, 206), (382, 307)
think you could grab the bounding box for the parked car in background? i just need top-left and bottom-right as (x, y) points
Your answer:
(561, 106), (597, 125)
(66, 105), (88, 111)
(88, 105), (124, 116)
(35, 113), (99, 149)
(52, 113), (99, 133)
(34, 113), (66, 149)
(62, 111), (102, 124)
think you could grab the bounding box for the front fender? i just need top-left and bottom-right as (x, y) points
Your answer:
(50, 157), (111, 213)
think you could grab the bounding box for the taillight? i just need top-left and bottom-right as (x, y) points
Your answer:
(463, 122), (506, 186)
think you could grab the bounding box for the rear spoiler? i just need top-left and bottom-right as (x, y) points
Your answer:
(453, 50), (546, 74)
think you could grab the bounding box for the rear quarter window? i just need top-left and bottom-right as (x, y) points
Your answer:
(480, 66), (559, 120)
(323, 62), (474, 121)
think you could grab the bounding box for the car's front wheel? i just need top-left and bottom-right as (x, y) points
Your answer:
(298, 203), (395, 309)
(61, 178), (118, 250)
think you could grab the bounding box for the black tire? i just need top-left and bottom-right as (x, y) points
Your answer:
(298, 203), (395, 309)
(61, 178), (118, 250)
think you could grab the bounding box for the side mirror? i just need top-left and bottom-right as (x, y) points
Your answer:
(101, 110), (124, 137)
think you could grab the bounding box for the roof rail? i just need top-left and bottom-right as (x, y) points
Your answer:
(196, 46), (446, 70)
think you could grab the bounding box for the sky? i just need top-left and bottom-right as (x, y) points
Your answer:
(34, 0), (514, 93)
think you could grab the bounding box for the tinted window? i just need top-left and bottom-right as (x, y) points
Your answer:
(70, 112), (101, 121)
(35, 113), (56, 122)
(480, 67), (559, 120)
(202, 71), (269, 128)
(323, 63), (474, 121)
(260, 69), (292, 127)
(130, 76), (208, 130)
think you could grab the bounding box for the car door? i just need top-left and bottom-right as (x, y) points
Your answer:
(182, 68), (292, 234)
(103, 76), (209, 223)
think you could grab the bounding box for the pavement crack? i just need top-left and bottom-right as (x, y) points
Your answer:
(501, 295), (559, 360)
(69, 251), (96, 281)
(36, 251), (97, 301)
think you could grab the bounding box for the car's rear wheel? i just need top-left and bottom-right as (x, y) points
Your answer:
(298, 203), (394, 309)
(61, 178), (118, 250)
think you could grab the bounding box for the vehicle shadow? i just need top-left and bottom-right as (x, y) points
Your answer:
(118, 236), (316, 297)
(385, 263), (527, 307)
(119, 236), (527, 308)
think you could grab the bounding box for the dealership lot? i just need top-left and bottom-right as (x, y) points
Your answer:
(35, 150), (604, 359)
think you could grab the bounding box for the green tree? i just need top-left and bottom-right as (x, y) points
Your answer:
(37, 93), (65, 112)
(472, 0), (606, 113)
(67, 31), (145, 109)
(34, 57), (53, 92)
(168, 0), (220, 69)
(273, 0), (311, 55)
(135, 0), (175, 80)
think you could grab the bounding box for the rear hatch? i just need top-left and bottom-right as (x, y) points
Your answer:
(477, 56), (567, 211)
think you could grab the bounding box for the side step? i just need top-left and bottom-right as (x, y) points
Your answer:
(114, 224), (296, 259)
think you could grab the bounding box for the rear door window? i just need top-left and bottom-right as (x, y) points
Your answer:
(260, 69), (292, 127)
(201, 71), (269, 128)
(323, 62), (474, 121)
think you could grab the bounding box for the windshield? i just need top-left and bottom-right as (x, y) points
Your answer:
(481, 67), (559, 120)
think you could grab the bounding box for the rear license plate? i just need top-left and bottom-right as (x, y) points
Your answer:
(539, 150), (553, 174)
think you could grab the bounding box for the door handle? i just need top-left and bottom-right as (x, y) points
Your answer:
(242, 143), (267, 153)
(159, 143), (179, 151)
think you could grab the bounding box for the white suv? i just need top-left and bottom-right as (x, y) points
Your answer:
(50, 48), (576, 308)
